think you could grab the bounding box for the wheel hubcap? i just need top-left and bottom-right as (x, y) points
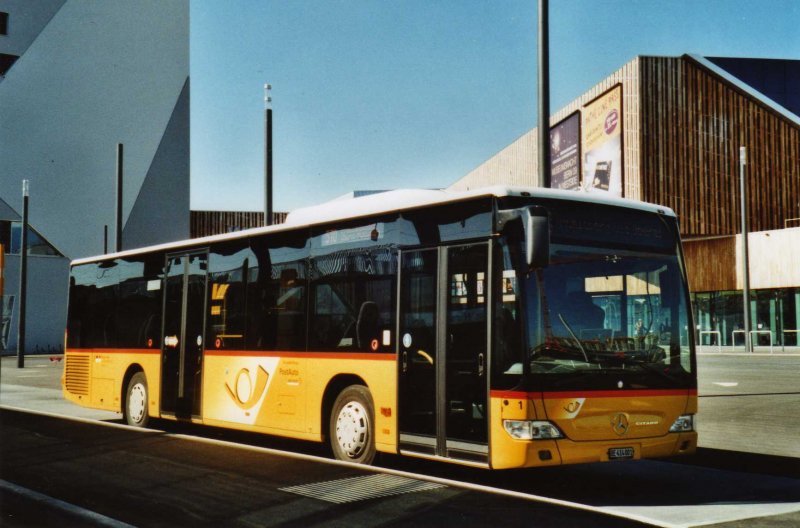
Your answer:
(335, 401), (368, 458)
(129, 383), (146, 424)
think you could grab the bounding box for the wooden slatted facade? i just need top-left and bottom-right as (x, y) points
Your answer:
(640, 56), (800, 236)
(683, 236), (737, 292)
(450, 55), (800, 238)
(450, 55), (799, 294)
(190, 210), (287, 238)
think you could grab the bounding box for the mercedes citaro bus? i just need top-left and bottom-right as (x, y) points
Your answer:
(63, 186), (697, 468)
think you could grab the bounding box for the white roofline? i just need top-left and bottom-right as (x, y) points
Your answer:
(284, 186), (674, 225)
(71, 186), (675, 266)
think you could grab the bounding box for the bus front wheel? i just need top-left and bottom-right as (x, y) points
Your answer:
(124, 371), (150, 428)
(329, 385), (376, 465)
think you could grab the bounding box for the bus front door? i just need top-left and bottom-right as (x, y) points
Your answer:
(399, 244), (489, 464)
(161, 251), (208, 419)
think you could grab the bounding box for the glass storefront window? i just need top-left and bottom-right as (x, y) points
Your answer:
(693, 288), (800, 346)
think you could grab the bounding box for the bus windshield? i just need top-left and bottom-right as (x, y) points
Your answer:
(524, 243), (694, 390)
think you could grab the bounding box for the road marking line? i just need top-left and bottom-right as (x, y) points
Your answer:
(712, 382), (739, 387)
(280, 474), (445, 503)
(0, 479), (135, 527)
(606, 502), (800, 528)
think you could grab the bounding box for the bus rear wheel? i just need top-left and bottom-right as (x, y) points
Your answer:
(124, 372), (150, 428)
(329, 385), (376, 465)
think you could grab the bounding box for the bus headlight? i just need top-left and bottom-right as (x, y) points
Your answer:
(669, 414), (695, 432)
(503, 420), (564, 440)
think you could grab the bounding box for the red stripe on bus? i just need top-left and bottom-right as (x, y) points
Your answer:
(544, 389), (695, 398)
(66, 348), (396, 361)
(204, 350), (396, 361)
(490, 390), (532, 399)
(490, 388), (697, 399)
(67, 348), (160, 354)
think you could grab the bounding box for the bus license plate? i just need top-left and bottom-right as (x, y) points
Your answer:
(608, 447), (634, 460)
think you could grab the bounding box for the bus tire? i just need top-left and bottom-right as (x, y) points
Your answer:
(124, 371), (150, 428)
(329, 385), (376, 465)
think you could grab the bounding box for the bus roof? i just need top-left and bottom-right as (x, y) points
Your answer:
(72, 186), (676, 265)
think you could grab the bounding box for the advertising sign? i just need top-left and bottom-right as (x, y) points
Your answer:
(582, 85), (623, 195)
(549, 112), (581, 190)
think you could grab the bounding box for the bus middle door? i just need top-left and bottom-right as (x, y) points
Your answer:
(399, 243), (489, 464)
(161, 251), (208, 419)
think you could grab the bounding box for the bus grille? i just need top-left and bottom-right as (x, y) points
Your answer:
(65, 354), (90, 396)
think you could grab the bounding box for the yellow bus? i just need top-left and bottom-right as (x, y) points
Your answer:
(63, 186), (697, 468)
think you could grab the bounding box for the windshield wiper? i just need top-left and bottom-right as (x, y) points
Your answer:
(557, 313), (589, 362)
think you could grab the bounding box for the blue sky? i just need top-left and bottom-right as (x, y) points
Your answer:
(190, 0), (800, 213)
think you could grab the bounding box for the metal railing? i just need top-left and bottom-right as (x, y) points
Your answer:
(698, 330), (722, 354)
(783, 329), (799, 351)
(731, 329), (774, 353)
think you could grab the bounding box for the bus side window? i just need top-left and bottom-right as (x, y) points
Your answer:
(115, 255), (163, 349)
(207, 242), (252, 350)
(246, 236), (308, 352)
(309, 248), (396, 353)
(68, 262), (119, 348)
(356, 301), (379, 351)
(311, 282), (351, 349)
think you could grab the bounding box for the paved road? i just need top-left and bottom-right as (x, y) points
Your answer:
(2, 407), (799, 528)
(1, 409), (649, 528)
(0, 356), (118, 421)
(696, 353), (800, 457)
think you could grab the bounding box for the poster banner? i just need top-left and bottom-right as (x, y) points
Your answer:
(549, 112), (580, 190)
(582, 85), (622, 195)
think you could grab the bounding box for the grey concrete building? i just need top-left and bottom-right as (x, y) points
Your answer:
(0, 1), (189, 352)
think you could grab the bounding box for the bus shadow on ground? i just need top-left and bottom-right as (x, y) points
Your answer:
(133, 418), (800, 510)
(381, 449), (800, 509)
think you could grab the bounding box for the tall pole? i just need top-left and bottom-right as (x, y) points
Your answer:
(264, 84), (273, 226)
(0, 244), (4, 381)
(116, 143), (123, 252)
(537, 0), (551, 188)
(17, 180), (29, 368)
(739, 146), (752, 353)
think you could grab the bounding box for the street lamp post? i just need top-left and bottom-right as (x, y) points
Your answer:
(17, 180), (29, 368)
(264, 83), (273, 226)
(537, 0), (551, 189)
(116, 143), (123, 252)
(739, 146), (752, 353)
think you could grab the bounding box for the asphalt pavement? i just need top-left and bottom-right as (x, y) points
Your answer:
(695, 351), (800, 458)
(1, 408), (647, 528)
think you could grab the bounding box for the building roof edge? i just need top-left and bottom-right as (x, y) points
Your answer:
(684, 54), (800, 127)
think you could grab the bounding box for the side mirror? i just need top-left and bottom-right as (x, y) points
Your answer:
(524, 206), (550, 269)
(497, 205), (550, 270)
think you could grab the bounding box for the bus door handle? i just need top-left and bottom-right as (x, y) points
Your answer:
(478, 353), (485, 377)
(402, 351), (408, 373)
